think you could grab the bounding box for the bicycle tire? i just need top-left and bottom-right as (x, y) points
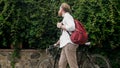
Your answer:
(82, 54), (111, 68)
(38, 57), (53, 68)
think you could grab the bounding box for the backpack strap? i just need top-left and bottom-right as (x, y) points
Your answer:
(61, 22), (71, 36)
(66, 31), (71, 36)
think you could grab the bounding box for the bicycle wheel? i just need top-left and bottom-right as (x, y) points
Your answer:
(38, 57), (53, 68)
(82, 54), (111, 68)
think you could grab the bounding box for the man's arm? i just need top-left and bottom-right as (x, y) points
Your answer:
(54, 40), (60, 47)
(60, 24), (66, 30)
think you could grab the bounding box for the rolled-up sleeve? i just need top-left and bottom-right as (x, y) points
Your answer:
(65, 16), (75, 31)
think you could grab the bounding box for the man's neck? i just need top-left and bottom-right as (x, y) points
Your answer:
(62, 12), (68, 17)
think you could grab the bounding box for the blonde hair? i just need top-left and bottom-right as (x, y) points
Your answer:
(60, 3), (71, 12)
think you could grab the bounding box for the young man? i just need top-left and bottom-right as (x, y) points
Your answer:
(54, 3), (78, 68)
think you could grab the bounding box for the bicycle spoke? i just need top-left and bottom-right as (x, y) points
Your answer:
(38, 58), (53, 68)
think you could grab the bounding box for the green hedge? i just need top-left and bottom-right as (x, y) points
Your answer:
(0, 0), (119, 49)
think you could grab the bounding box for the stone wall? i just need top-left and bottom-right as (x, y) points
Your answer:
(0, 49), (51, 68)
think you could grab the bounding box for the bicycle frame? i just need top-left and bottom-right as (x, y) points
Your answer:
(47, 43), (111, 68)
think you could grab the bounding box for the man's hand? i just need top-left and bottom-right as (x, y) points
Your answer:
(57, 22), (66, 30)
(54, 43), (58, 47)
(57, 22), (62, 28)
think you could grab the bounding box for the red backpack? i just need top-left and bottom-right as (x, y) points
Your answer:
(67, 19), (88, 45)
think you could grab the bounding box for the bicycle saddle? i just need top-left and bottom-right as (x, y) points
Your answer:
(85, 42), (91, 46)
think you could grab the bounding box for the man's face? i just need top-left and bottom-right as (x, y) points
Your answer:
(58, 7), (63, 16)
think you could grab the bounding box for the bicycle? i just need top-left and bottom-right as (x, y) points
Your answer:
(39, 42), (111, 68)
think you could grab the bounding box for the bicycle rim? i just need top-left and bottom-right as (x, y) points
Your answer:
(82, 54), (111, 68)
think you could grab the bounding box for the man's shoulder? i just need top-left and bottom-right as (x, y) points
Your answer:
(64, 12), (73, 18)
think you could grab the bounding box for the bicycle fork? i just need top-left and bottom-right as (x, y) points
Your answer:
(86, 53), (96, 68)
(77, 51), (83, 68)
(53, 48), (60, 68)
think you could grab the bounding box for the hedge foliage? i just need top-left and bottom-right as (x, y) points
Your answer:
(73, 0), (120, 49)
(0, 0), (119, 49)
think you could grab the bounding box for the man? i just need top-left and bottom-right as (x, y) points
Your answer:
(54, 3), (78, 68)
